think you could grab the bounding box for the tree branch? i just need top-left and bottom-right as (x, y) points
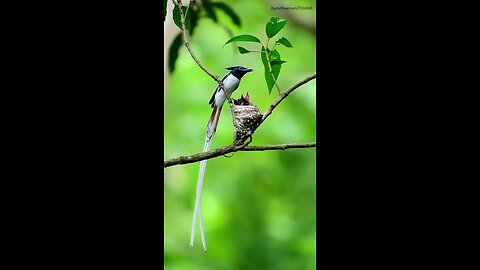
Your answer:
(164, 142), (316, 168)
(173, 0), (217, 81)
(241, 142), (316, 151)
(172, 0), (234, 107)
(164, 74), (317, 168)
(261, 73), (316, 121)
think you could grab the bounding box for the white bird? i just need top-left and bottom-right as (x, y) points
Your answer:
(190, 66), (253, 252)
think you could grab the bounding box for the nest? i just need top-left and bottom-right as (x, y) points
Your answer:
(232, 105), (262, 143)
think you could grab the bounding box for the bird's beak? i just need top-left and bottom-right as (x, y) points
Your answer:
(245, 68), (253, 72)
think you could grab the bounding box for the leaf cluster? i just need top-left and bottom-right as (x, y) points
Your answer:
(224, 17), (293, 94)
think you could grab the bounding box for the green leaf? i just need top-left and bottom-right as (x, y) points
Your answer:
(202, 0), (217, 22)
(224, 34), (261, 46)
(271, 60), (287, 65)
(168, 33), (183, 73)
(213, 2), (241, 27)
(189, 8), (200, 35)
(238, 46), (250, 54)
(270, 50), (280, 61)
(261, 46), (275, 94)
(173, 5), (182, 29)
(276, 37), (293, 48)
(172, 6), (190, 31)
(270, 49), (282, 85)
(265, 17), (288, 38)
(164, 0), (167, 22)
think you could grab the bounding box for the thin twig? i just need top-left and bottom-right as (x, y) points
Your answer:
(269, 64), (283, 95)
(172, 0), (234, 107)
(263, 47), (282, 94)
(266, 51), (283, 95)
(164, 142), (316, 168)
(173, 0), (217, 81)
(261, 73), (316, 121)
(241, 142), (316, 151)
(273, 80), (282, 94)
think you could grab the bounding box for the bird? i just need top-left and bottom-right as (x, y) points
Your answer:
(190, 66), (253, 252)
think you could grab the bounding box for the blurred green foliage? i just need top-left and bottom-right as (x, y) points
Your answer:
(164, 0), (316, 269)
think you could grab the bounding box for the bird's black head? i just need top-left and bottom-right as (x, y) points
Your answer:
(226, 66), (253, 79)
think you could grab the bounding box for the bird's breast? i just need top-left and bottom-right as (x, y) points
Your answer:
(222, 75), (240, 94)
(213, 74), (241, 107)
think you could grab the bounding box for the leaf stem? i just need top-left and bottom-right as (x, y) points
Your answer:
(266, 50), (282, 94)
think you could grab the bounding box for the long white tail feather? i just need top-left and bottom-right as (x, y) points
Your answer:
(190, 105), (221, 252)
(199, 203), (207, 252)
(190, 137), (211, 248)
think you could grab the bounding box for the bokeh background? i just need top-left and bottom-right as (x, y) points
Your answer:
(164, 0), (316, 269)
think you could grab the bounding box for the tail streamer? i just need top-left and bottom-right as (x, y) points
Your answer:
(190, 105), (223, 252)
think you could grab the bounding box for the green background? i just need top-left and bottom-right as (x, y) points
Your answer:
(164, 0), (316, 269)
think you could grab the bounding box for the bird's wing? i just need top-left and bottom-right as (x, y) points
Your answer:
(209, 72), (230, 108)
